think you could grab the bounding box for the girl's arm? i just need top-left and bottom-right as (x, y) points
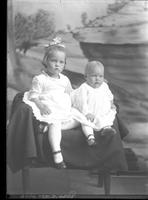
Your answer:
(28, 77), (51, 115)
(28, 77), (42, 100)
(31, 98), (51, 115)
(65, 77), (73, 95)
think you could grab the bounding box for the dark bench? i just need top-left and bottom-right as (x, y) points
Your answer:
(7, 92), (129, 195)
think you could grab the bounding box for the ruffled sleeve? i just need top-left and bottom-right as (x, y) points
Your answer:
(28, 77), (42, 100)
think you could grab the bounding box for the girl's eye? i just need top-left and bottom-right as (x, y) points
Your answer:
(47, 59), (55, 63)
(49, 59), (65, 64)
(51, 59), (56, 62)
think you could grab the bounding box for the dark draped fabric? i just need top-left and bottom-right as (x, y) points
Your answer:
(7, 92), (128, 173)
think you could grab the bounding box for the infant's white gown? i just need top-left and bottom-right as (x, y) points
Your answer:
(71, 82), (117, 130)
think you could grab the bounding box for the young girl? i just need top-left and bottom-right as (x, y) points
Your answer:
(71, 61), (117, 146)
(23, 37), (79, 169)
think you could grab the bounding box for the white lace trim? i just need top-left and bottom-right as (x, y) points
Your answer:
(23, 92), (116, 129)
(23, 92), (71, 124)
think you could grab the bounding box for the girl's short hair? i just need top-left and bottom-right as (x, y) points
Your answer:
(42, 37), (66, 68)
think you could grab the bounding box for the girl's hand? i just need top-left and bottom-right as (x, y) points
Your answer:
(85, 113), (95, 122)
(30, 98), (51, 115)
(38, 104), (51, 115)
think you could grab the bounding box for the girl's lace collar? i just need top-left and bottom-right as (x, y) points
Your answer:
(41, 70), (61, 79)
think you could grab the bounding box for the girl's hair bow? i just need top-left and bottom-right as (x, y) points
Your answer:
(45, 37), (65, 48)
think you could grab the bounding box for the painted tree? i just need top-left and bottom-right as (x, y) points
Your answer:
(7, 0), (21, 89)
(15, 13), (36, 54)
(15, 9), (55, 54)
(34, 9), (55, 39)
(81, 12), (88, 27)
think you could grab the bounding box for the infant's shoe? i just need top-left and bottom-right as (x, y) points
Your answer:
(87, 134), (97, 147)
(101, 126), (116, 136)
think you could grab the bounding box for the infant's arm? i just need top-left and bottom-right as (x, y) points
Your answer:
(71, 84), (89, 114)
(78, 84), (90, 115)
(73, 84), (95, 122)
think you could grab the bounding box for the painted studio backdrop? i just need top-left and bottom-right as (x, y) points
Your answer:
(7, 0), (148, 176)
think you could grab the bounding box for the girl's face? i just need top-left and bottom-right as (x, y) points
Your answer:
(85, 65), (104, 88)
(46, 50), (66, 78)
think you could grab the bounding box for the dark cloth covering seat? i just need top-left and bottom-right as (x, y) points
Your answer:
(7, 92), (128, 173)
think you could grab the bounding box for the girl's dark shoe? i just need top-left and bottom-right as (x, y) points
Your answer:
(87, 134), (97, 147)
(54, 161), (67, 169)
(53, 150), (67, 169)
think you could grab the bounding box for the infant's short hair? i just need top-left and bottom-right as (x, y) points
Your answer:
(85, 60), (104, 76)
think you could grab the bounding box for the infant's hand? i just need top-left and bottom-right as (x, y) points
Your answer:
(39, 104), (51, 115)
(85, 113), (95, 122)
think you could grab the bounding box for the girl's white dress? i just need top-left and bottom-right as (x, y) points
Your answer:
(71, 82), (117, 130)
(23, 71), (74, 124)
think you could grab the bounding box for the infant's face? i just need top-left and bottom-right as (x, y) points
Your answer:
(85, 65), (104, 88)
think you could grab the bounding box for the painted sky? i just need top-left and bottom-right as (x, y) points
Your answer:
(13, 0), (115, 30)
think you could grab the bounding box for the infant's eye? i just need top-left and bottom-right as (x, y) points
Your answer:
(60, 61), (65, 64)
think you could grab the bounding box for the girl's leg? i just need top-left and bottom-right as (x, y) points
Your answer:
(48, 123), (64, 165)
(61, 119), (80, 130)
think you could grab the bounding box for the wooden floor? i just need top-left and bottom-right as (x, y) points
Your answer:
(7, 166), (148, 197)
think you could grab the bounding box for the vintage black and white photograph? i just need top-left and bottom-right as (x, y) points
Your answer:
(7, 0), (148, 198)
